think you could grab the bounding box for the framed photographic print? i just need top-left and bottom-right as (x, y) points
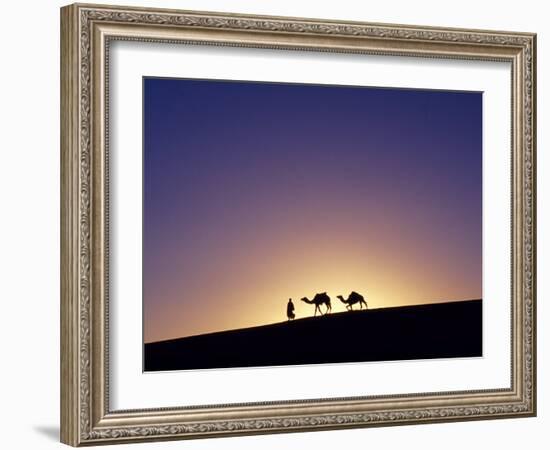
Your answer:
(60, 3), (537, 446)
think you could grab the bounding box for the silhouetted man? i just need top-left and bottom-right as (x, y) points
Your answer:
(287, 298), (295, 320)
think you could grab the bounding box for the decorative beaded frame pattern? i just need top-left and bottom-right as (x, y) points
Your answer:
(61, 3), (536, 446)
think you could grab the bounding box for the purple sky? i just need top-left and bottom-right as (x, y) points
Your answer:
(143, 78), (482, 343)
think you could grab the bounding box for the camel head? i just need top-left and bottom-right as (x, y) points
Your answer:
(337, 295), (345, 303)
(300, 296), (311, 304)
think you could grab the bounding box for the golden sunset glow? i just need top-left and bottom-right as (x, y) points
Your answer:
(143, 78), (482, 344)
(145, 216), (480, 342)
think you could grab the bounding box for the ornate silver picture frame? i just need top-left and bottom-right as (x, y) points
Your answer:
(61, 2), (536, 446)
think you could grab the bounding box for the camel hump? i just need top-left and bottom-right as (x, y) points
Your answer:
(314, 292), (331, 301)
(350, 291), (364, 299)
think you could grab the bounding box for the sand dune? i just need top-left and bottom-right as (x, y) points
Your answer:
(144, 299), (482, 372)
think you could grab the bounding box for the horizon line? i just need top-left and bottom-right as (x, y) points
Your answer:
(144, 298), (482, 345)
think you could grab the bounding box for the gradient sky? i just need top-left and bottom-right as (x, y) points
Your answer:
(143, 77), (482, 344)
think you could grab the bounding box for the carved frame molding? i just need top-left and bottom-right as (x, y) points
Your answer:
(61, 3), (536, 446)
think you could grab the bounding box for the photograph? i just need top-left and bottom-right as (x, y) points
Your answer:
(143, 77), (483, 372)
(59, 3), (536, 445)
(0, 3), (543, 450)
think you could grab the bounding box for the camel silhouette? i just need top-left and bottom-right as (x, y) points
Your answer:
(301, 292), (332, 316)
(337, 291), (368, 311)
